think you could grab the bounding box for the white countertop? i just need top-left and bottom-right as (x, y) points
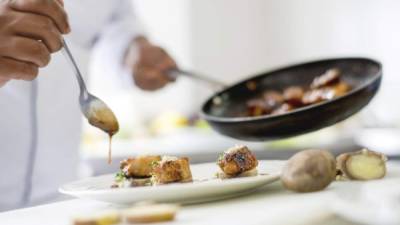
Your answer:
(2, 161), (400, 225)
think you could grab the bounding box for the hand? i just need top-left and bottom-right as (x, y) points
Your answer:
(0, 0), (70, 87)
(125, 37), (177, 91)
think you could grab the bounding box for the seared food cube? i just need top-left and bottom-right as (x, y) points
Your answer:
(263, 90), (284, 108)
(302, 89), (331, 105)
(310, 68), (341, 89)
(283, 86), (304, 107)
(217, 145), (258, 176)
(272, 103), (295, 115)
(302, 81), (351, 105)
(152, 156), (193, 185)
(332, 81), (351, 97)
(246, 99), (271, 116)
(246, 91), (285, 117)
(120, 155), (161, 178)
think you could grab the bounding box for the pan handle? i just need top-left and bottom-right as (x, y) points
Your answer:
(168, 69), (227, 89)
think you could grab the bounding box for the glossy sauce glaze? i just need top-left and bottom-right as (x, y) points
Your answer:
(86, 101), (119, 164)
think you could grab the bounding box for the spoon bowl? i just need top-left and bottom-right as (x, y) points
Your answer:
(81, 95), (119, 136)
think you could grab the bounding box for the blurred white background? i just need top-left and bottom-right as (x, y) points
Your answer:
(77, 0), (400, 163)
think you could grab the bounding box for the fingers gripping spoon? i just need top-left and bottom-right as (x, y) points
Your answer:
(62, 39), (119, 164)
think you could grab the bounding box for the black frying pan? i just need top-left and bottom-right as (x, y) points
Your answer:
(200, 57), (382, 141)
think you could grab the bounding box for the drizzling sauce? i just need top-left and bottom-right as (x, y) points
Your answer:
(108, 134), (113, 164)
(105, 129), (118, 164)
(85, 99), (119, 164)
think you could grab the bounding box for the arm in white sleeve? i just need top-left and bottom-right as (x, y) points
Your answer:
(88, 0), (145, 88)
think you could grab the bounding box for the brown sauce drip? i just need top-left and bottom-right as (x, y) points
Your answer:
(108, 134), (113, 164)
(86, 102), (119, 165)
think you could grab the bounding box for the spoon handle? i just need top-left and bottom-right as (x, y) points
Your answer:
(62, 39), (89, 99)
(169, 69), (226, 89)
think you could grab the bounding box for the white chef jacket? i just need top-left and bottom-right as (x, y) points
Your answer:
(0, 0), (143, 211)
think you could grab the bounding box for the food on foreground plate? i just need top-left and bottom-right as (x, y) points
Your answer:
(73, 203), (179, 225)
(73, 210), (121, 225)
(245, 68), (351, 117)
(336, 149), (387, 181)
(123, 203), (180, 224)
(113, 155), (192, 187)
(113, 155), (161, 188)
(281, 149), (336, 193)
(152, 156), (193, 185)
(217, 145), (258, 178)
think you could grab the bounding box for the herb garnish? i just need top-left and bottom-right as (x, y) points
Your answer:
(115, 170), (125, 182)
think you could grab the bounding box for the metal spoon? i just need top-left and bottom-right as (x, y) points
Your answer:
(62, 39), (119, 136)
(168, 69), (226, 89)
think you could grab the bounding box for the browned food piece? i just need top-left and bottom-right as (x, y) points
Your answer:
(217, 145), (258, 176)
(263, 90), (285, 108)
(246, 90), (285, 116)
(246, 81), (257, 91)
(302, 81), (351, 105)
(283, 86), (304, 107)
(332, 81), (351, 97)
(120, 155), (162, 178)
(271, 103), (295, 115)
(151, 156), (193, 185)
(281, 149), (336, 193)
(242, 68), (352, 118)
(123, 204), (179, 224)
(175, 157), (192, 182)
(246, 99), (272, 116)
(310, 68), (341, 89)
(336, 149), (387, 181)
(302, 88), (333, 105)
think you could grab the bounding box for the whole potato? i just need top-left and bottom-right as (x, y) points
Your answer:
(281, 149), (336, 192)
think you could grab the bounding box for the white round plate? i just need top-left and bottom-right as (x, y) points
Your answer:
(60, 160), (283, 204)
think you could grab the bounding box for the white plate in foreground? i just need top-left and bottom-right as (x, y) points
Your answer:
(60, 160), (283, 204)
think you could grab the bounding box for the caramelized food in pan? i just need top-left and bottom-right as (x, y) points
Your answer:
(283, 86), (304, 107)
(263, 90), (285, 108)
(245, 68), (351, 117)
(272, 103), (295, 115)
(217, 145), (258, 178)
(310, 68), (341, 89)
